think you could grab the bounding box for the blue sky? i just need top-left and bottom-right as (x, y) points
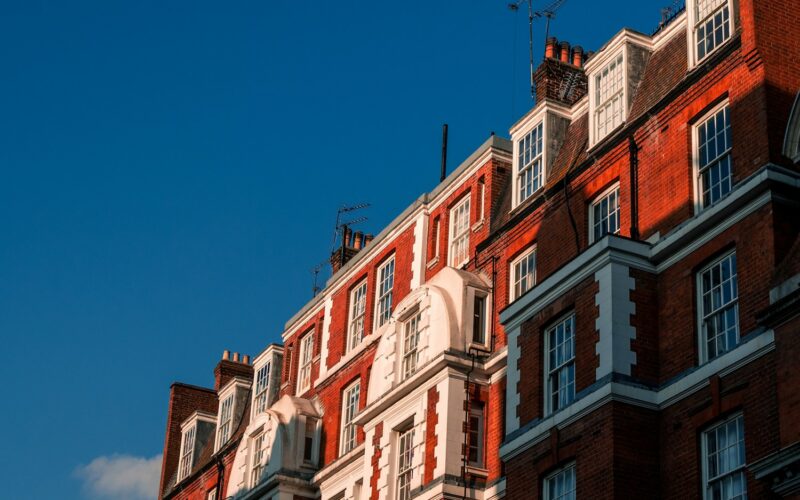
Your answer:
(0, 1), (671, 498)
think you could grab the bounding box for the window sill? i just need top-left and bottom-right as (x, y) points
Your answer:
(465, 465), (489, 478)
(426, 256), (440, 269)
(471, 219), (485, 232)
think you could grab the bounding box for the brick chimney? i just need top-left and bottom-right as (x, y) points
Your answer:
(214, 350), (254, 392)
(534, 37), (588, 106)
(330, 224), (366, 274)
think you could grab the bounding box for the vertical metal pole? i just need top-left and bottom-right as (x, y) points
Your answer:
(528, 0), (535, 100)
(440, 124), (449, 182)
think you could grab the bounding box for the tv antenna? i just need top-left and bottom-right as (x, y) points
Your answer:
(330, 203), (370, 254)
(310, 259), (329, 297)
(508, 0), (568, 101)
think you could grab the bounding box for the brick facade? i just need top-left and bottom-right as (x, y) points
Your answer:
(159, 1), (800, 498)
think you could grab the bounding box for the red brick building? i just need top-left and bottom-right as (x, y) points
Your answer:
(158, 0), (800, 498)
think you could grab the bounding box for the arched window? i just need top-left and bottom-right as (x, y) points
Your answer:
(784, 91), (800, 163)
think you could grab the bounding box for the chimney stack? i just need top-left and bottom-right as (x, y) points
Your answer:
(331, 224), (368, 274)
(214, 348), (254, 391)
(533, 37), (588, 106)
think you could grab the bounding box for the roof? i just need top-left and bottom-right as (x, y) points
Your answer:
(628, 27), (688, 122)
(284, 134), (512, 331)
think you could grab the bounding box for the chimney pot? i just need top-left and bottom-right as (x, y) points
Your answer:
(343, 226), (352, 248)
(560, 41), (571, 63)
(223, 350), (230, 361)
(242, 354), (250, 365)
(572, 45), (584, 67)
(232, 352), (239, 362)
(545, 37), (558, 59)
(364, 234), (374, 246)
(354, 231), (364, 250)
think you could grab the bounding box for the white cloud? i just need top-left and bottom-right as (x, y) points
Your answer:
(75, 454), (162, 500)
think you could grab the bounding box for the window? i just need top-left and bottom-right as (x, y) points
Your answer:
(376, 258), (395, 328)
(254, 362), (271, 415)
(517, 122), (544, 205)
(348, 281), (368, 352)
(250, 431), (266, 486)
(207, 490), (217, 500)
(543, 463), (576, 500)
(698, 251), (739, 362)
(303, 418), (316, 462)
(402, 311), (422, 380)
(397, 429), (415, 500)
(695, 103), (733, 210)
(593, 53), (625, 143)
(545, 315), (576, 415)
(449, 196), (471, 267)
(340, 381), (361, 455)
(693, 0), (732, 62)
(297, 332), (314, 394)
(590, 184), (620, 243)
(472, 295), (487, 345)
(217, 394), (234, 448)
(702, 413), (747, 500)
(178, 425), (196, 481)
(430, 217), (441, 261)
(510, 247), (537, 301)
(467, 404), (484, 467)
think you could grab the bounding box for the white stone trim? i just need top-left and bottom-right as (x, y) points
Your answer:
(411, 212), (428, 289)
(500, 329), (775, 460)
(594, 262), (637, 378)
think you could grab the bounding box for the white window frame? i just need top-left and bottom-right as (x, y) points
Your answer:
(340, 380), (361, 456)
(696, 250), (739, 363)
(216, 393), (235, 450)
(250, 429), (267, 487)
(253, 362), (271, 416)
(544, 314), (576, 416)
(296, 331), (314, 395)
(178, 425), (196, 481)
(396, 428), (415, 500)
(591, 52), (626, 145)
(401, 310), (422, 380)
(448, 195), (471, 267)
(513, 121), (545, 208)
(302, 416), (318, 464)
(688, 0), (734, 67)
(207, 489), (217, 500)
(347, 280), (368, 353)
(375, 257), (395, 328)
(510, 246), (537, 302)
(693, 100), (733, 213)
(470, 291), (490, 348)
(543, 462), (576, 500)
(589, 183), (621, 243)
(478, 180), (486, 223)
(430, 217), (441, 263)
(701, 413), (747, 500)
(467, 404), (485, 468)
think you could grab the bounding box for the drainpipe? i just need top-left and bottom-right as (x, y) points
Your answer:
(628, 135), (640, 240)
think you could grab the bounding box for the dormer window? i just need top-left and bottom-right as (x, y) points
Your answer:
(214, 378), (249, 452)
(217, 394), (234, 448)
(593, 53), (625, 143)
(516, 122), (544, 206)
(254, 362), (271, 415)
(691, 0), (732, 64)
(178, 425), (196, 481)
(178, 411), (216, 482)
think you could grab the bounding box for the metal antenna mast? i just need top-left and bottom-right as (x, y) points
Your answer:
(508, 0), (568, 101)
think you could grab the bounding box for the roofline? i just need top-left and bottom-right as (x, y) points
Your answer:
(170, 382), (216, 394)
(283, 134), (511, 331)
